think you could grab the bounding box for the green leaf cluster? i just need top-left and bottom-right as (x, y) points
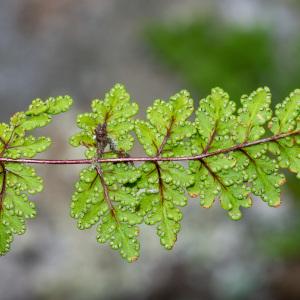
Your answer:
(70, 84), (300, 262)
(188, 87), (287, 220)
(1, 83), (299, 263)
(70, 83), (138, 158)
(135, 91), (194, 249)
(71, 164), (141, 262)
(0, 96), (73, 254)
(268, 90), (300, 178)
(70, 84), (142, 262)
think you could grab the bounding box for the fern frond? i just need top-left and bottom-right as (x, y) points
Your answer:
(70, 84), (142, 262)
(135, 90), (194, 250)
(70, 83), (138, 156)
(0, 96), (73, 254)
(268, 89), (300, 178)
(188, 87), (299, 220)
(188, 88), (251, 220)
(1, 84), (299, 263)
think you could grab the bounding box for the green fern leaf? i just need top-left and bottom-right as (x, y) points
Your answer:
(268, 90), (300, 178)
(0, 95), (73, 255)
(236, 87), (272, 142)
(237, 145), (285, 207)
(233, 88), (285, 207)
(71, 164), (141, 262)
(13, 112), (52, 132)
(188, 88), (251, 220)
(70, 84), (142, 261)
(5, 136), (51, 159)
(46, 96), (73, 115)
(5, 164), (43, 194)
(11, 95), (73, 134)
(1, 83), (300, 262)
(0, 223), (13, 254)
(71, 83), (138, 156)
(269, 89), (300, 134)
(135, 90), (194, 250)
(188, 87), (297, 218)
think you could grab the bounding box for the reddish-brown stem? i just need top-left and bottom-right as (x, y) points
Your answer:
(152, 117), (175, 204)
(239, 148), (255, 164)
(0, 163), (7, 212)
(94, 164), (118, 220)
(154, 162), (164, 204)
(0, 130), (298, 165)
(200, 158), (227, 190)
(202, 126), (217, 154)
(157, 117), (175, 156)
(0, 140), (9, 157)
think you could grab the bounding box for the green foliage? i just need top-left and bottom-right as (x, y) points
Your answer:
(234, 88), (285, 207)
(268, 90), (300, 178)
(135, 91), (194, 249)
(187, 88), (251, 220)
(70, 84), (142, 262)
(187, 87), (288, 220)
(70, 83), (138, 157)
(71, 164), (141, 262)
(69, 84), (300, 261)
(0, 96), (73, 255)
(147, 18), (300, 261)
(1, 84), (300, 263)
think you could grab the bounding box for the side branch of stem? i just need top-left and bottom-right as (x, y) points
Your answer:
(154, 162), (164, 204)
(94, 164), (118, 221)
(0, 163), (7, 212)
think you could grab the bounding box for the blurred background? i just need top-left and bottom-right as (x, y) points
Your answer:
(0, 0), (300, 299)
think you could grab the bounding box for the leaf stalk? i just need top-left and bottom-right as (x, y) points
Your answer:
(0, 130), (298, 165)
